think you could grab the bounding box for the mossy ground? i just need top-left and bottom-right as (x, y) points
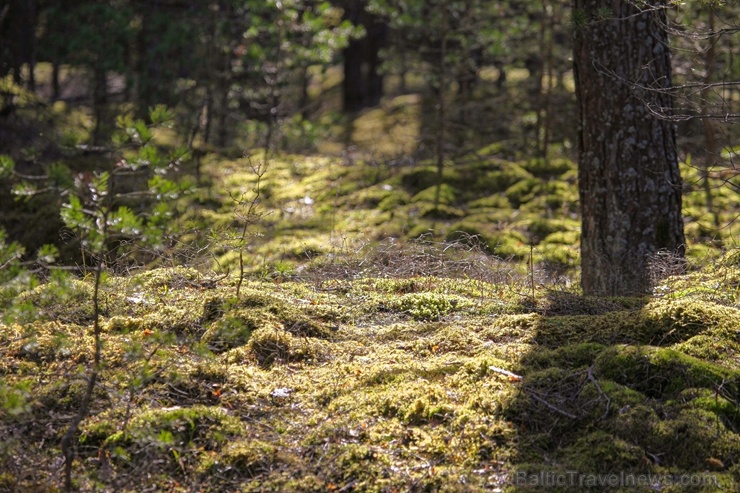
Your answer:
(1, 253), (739, 491)
(3, 110), (740, 490)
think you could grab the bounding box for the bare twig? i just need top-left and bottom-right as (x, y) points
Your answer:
(526, 391), (577, 420)
(586, 365), (611, 420)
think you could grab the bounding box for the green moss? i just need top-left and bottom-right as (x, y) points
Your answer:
(476, 162), (533, 194)
(280, 310), (333, 338)
(645, 407), (740, 470)
(130, 267), (203, 291)
(106, 316), (146, 332)
(536, 243), (579, 269)
(390, 292), (469, 321)
(522, 181), (579, 213)
(541, 230), (579, 245)
(719, 248), (740, 268)
(521, 342), (606, 370)
(247, 325), (295, 366)
(421, 324), (486, 356)
(144, 305), (205, 334)
(97, 405), (243, 474)
(561, 431), (647, 474)
(199, 438), (278, 477)
(37, 381), (110, 421)
(410, 183), (458, 206)
(15, 279), (94, 324)
(416, 203), (467, 220)
(468, 194), (511, 210)
(689, 388), (740, 430)
(8, 322), (91, 363)
(611, 404), (660, 444)
(2, 136), (739, 492)
(524, 157), (576, 179)
(505, 177), (541, 208)
(399, 166), (445, 194)
(673, 334), (740, 365)
(594, 346), (738, 398)
(500, 299), (740, 348)
(516, 217), (578, 243)
(334, 443), (390, 487)
(378, 189), (411, 211)
(202, 310), (272, 352)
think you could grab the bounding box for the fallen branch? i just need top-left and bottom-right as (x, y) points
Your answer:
(488, 365), (523, 382)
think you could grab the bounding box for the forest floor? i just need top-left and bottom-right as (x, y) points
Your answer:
(2, 146), (740, 492)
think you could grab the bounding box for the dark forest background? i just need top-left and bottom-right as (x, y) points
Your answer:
(1, 0), (739, 284)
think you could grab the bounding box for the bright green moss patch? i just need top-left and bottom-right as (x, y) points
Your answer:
(390, 292), (469, 320)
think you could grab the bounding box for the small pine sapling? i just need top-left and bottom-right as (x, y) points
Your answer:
(231, 156), (269, 298)
(1, 106), (191, 491)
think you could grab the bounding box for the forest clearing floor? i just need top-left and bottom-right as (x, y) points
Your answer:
(2, 252), (740, 491)
(2, 141), (740, 491)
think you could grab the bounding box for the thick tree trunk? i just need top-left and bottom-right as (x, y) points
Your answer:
(573, 0), (685, 296)
(342, 2), (386, 112)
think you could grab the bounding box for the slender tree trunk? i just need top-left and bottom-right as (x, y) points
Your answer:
(202, 93), (212, 145)
(92, 65), (108, 145)
(61, 228), (106, 492)
(540, 3), (555, 159)
(7, 0), (35, 87)
(700, 9), (720, 229)
(26, 0), (36, 91)
(399, 43), (408, 94)
(573, 0), (685, 295)
(52, 61), (61, 100)
(534, 7), (547, 156)
(299, 65), (310, 120)
(216, 83), (229, 148)
(365, 18), (386, 108)
(433, 3), (448, 214)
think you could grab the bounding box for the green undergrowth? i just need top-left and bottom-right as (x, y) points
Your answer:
(1, 255), (740, 491)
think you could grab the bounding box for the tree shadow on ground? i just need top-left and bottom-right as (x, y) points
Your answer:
(503, 288), (740, 491)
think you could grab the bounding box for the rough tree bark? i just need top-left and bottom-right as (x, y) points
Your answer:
(573, 0), (685, 296)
